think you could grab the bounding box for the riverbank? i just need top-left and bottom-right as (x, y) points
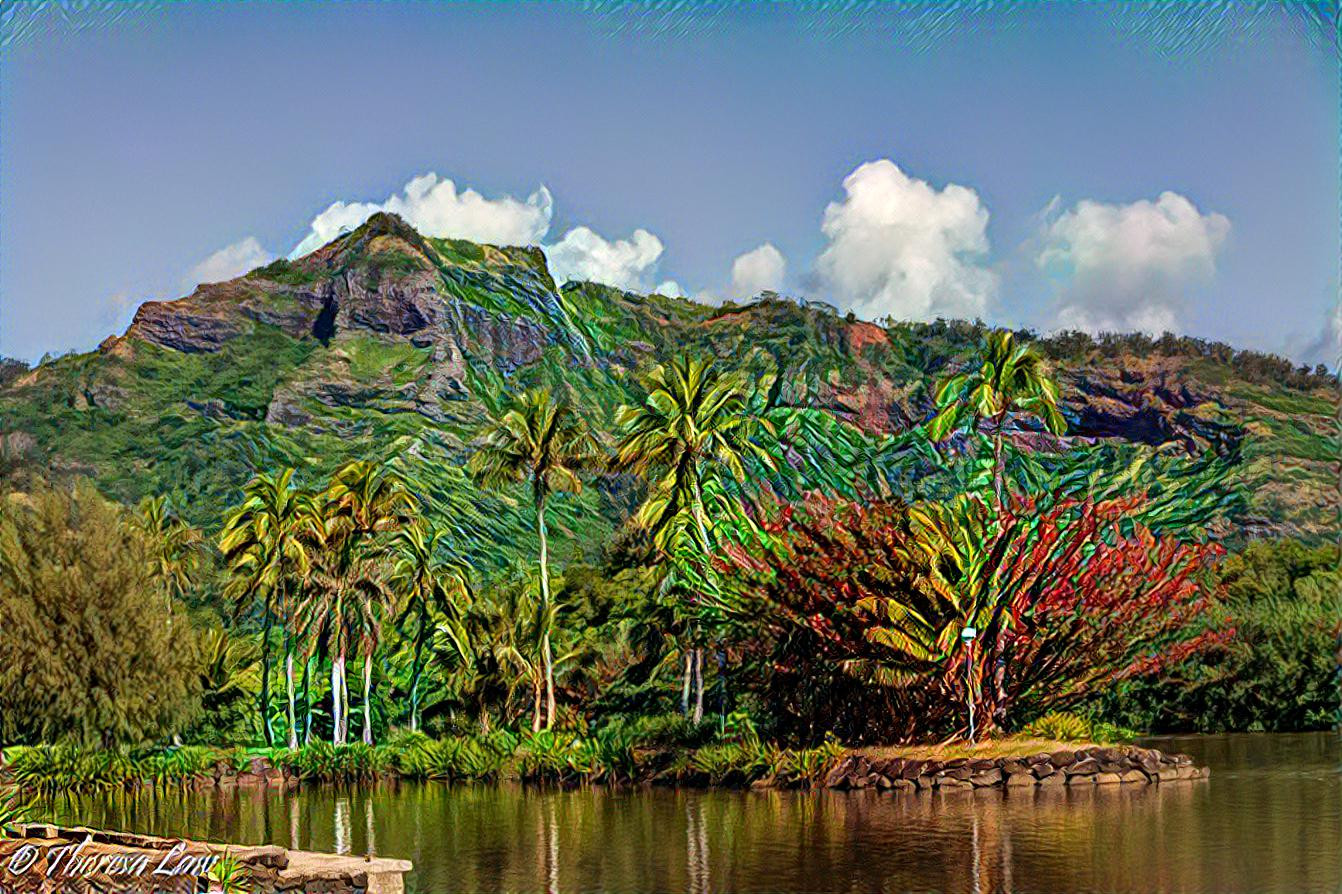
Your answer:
(1, 734), (1207, 794)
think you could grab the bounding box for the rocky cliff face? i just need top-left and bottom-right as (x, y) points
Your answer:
(2, 212), (1336, 542)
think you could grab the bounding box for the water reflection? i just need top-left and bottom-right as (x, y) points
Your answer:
(34, 733), (1340, 893)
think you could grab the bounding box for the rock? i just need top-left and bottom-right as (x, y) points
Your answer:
(1006, 772), (1037, 787)
(1050, 751), (1077, 767)
(1065, 759), (1100, 776)
(1119, 771), (1148, 784)
(916, 774), (939, 790)
(1038, 772), (1066, 787)
(1094, 772), (1123, 785)
(823, 758), (857, 789)
(899, 760), (926, 780)
(970, 769), (1003, 787)
(1066, 773), (1096, 786)
(1031, 763), (1058, 779)
(1001, 759), (1028, 776)
(1157, 768), (1179, 782)
(1175, 766), (1199, 780)
(944, 766), (974, 781)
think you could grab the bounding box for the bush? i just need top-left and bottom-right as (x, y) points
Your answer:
(1097, 539), (1341, 733)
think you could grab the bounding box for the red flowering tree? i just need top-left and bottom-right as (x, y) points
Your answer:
(736, 491), (1228, 741)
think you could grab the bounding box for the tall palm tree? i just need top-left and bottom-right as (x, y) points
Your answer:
(390, 522), (470, 733)
(302, 460), (414, 745)
(468, 388), (596, 729)
(926, 330), (1066, 512)
(614, 355), (773, 721)
(220, 469), (314, 747)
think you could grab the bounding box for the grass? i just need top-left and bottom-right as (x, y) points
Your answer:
(2, 721), (857, 792)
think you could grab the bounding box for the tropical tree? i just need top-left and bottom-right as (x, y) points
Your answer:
(739, 490), (1226, 740)
(0, 482), (201, 747)
(390, 521), (470, 733)
(302, 460), (414, 745)
(614, 354), (772, 722)
(133, 495), (202, 604)
(468, 388), (596, 729)
(220, 469), (314, 747)
(927, 330), (1066, 511)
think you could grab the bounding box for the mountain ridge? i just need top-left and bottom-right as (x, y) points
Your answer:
(2, 213), (1336, 553)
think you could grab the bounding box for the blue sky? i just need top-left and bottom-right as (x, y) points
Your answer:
(1, 2), (1337, 365)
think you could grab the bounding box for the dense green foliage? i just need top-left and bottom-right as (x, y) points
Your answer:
(0, 217), (1334, 763)
(1094, 539), (1341, 733)
(0, 483), (202, 747)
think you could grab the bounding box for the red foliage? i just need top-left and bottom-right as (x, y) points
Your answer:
(731, 491), (1229, 741)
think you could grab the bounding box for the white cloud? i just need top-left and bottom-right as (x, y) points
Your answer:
(730, 243), (786, 298)
(1294, 303), (1341, 369)
(814, 159), (996, 322)
(291, 173), (553, 257)
(1037, 191), (1230, 335)
(654, 280), (686, 297)
(545, 226), (666, 292)
(186, 237), (273, 286)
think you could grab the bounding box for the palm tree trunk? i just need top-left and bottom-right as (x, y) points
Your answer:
(301, 653), (312, 745)
(260, 590), (275, 746)
(992, 419), (1005, 513)
(681, 649), (693, 717)
(531, 674), (543, 732)
(285, 631), (298, 749)
(409, 607), (428, 734)
(535, 494), (557, 729)
(691, 647), (704, 724)
(331, 651), (346, 745)
(362, 653), (374, 746)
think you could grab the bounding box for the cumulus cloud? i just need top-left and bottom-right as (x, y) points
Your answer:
(186, 237), (273, 286)
(730, 243), (786, 299)
(291, 173), (553, 257)
(545, 226), (666, 292)
(1036, 191), (1230, 335)
(814, 160), (996, 322)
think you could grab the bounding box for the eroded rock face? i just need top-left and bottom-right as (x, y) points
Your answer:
(1062, 366), (1243, 456)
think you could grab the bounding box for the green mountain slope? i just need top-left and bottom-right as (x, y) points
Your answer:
(2, 212), (1336, 564)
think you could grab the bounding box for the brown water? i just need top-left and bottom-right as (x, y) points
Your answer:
(34, 732), (1341, 893)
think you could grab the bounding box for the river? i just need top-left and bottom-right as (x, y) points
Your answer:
(32, 732), (1341, 893)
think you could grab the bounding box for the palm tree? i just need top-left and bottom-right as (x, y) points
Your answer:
(926, 330), (1065, 512)
(389, 522), (470, 733)
(133, 495), (201, 604)
(614, 355), (772, 721)
(468, 388), (596, 729)
(302, 460), (414, 745)
(220, 469), (314, 747)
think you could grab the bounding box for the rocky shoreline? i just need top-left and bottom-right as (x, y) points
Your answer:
(79, 744), (1208, 793)
(814, 745), (1209, 792)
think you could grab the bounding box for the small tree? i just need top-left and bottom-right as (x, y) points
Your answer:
(0, 481), (201, 747)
